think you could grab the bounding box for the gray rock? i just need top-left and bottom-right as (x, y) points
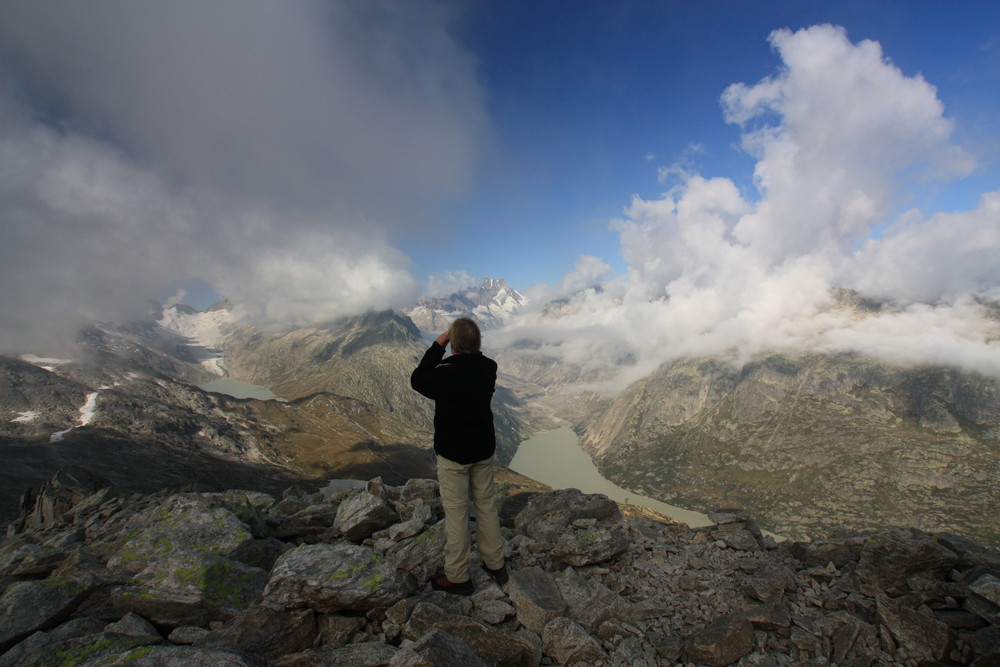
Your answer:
(877, 593), (951, 663)
(0, 542), (69, 577)
(392, 629), (487, 667)
(856, 528), (959, 587)
(397, 478), (440, 504)
(319, 641), (397, 666)
(742, 565), (795, 602)
(739, 601), (792, 630)
(388, 518), (426, 542)
(195, 605), (316, 660)
(273, 503), (340, 542)
(111, 550), (268, 626)
(263, 542), (415, 612)
(104, 612), (161, 639)
(167, 626), (211, 645)
(335, 492), (400, 542)
(403, 602), (537, 667)
(506, 566), (566, 635)
(107, 496), (256, 573)
(554, 567), (632, 632)
(0, 616), (106, 667)
(4, 632), (161, 667)
(708, 508), (751, 525)
(11, 466), (107, 533)
(549, 527), (629, 566)
(971, 574), (1000, 607)
(0, 578), (95, 652)
(541, 616), (606, 665)
(513, 488), (621, 541)
(686, 614), (755, 667)
(384, 521), (446, 584)
(827, 611), (880, 666)
(317, 613), (366, 648)
(786, 538), (864, 569)
(716, 528), (760, 551)
(99, 644), (271, 665)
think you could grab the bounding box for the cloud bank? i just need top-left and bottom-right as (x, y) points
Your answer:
(503, 25), (1000, 390)
(0, 1), (484, 352)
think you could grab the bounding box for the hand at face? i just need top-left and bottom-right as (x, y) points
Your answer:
(435, 332), (450, 348)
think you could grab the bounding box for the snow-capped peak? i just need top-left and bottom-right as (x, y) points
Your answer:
(157, 302), (236, 375)
(404, 278), (526, 334)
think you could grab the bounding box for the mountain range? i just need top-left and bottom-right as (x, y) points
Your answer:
(403, 278), (526, 333)
(3, 279), (1000, 550)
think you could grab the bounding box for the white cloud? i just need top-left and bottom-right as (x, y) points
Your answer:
(0, 1), (483, 353)
(505, 25), (1000, 392)
(423, 271), (479, 299)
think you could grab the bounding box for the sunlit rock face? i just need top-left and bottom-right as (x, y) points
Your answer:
(580, 350), (1000, 546)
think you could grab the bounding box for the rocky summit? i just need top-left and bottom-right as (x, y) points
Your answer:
(2, 469), (999, 666)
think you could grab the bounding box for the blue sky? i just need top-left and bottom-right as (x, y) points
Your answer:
(1, 1), (999, 355)
(404, 0), (1000, 293)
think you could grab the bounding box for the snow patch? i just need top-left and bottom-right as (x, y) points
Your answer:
(49, 391), (100, 443)
(21, 354), (74, 373)
(12, 411), (37, 424)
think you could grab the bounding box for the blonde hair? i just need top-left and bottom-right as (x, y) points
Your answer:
(448, 318), (481, 354)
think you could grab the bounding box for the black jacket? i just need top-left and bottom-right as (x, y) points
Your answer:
(410, 342), (497, 464)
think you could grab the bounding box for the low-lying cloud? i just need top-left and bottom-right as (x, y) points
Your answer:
(0, 1), (483, 352)
(504, 25), (1000, 391)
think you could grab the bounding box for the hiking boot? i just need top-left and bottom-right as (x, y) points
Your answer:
(431, 575), (473, 596)
(482, 564), (508, 586)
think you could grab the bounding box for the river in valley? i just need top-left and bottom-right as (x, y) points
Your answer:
(510, 426), (711, 527)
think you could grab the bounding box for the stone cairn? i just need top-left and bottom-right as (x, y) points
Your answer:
(1, 466), (999, 666)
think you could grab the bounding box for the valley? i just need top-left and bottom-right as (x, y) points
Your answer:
(3, 280), (1000, 551)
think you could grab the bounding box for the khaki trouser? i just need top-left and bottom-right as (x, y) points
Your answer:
(436, 454), (504, 583)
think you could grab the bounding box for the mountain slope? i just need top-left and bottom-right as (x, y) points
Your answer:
(580, 352), (1000, 545)
(220, 310), (528, 464)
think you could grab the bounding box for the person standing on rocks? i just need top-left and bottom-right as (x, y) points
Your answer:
(410, 317), (507, 595)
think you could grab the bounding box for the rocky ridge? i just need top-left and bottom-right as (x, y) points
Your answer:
(3, 468), (999, 666)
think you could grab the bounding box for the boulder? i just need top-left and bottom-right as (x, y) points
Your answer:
(273, 503), (340, 542)
(877, 594), (951, 663)
(513, 489), (621, 541)
(541, 617), (606, 665)
(686, 614), (755, 667)
(3, 632), (163, 666)
(108, 496), (257, 573)
(403, 602), (537, 667)
(317, 641), (397, 666)
(856, 528), (959, 587)
(11, 466), (107, 533)
(549, 527), (628, 566)
(384, 521), (446, 584)
(263, 543), (415, 612)
(393, 629), (486, 667)
(334, 492), (400, 542)
(0, 578), (95, 652)
(553, 567), (633, 632)
(195, 605), (317, 660)
(100, 644), (271, 665)
(104, 611), (161, 639)
(506, 566), (566, 635)
(111, 551), (268, 626)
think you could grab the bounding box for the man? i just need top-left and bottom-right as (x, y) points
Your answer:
(410, 317), (507, 595)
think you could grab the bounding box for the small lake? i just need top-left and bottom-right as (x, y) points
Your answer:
(200, 378), (282, 401)
(510, 426), (711, 528)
